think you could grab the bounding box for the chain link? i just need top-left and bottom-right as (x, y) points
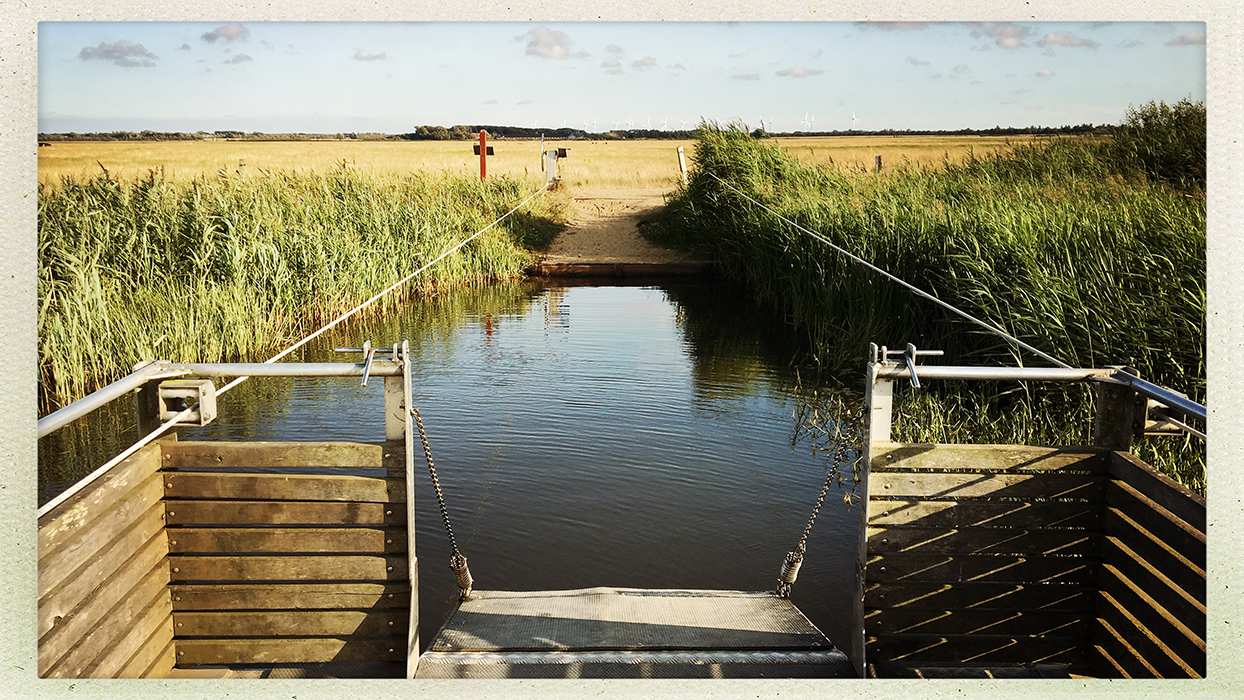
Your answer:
(778, 408), (863, 598)
(413, 407), (462, 557)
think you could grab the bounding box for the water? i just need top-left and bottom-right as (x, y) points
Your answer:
(39, 279), (864, 659)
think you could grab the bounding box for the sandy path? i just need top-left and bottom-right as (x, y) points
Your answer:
(542, 187), (685, 263)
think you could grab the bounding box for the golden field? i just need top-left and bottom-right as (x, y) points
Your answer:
(37, 134), (1057, 190)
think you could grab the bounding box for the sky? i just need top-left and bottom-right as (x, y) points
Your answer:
(37, 21), (1206, 134)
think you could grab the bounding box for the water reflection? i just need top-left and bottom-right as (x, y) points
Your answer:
(38, 279), (864, 665)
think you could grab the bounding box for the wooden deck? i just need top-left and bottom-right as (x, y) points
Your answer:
(415, 588), (855, 678)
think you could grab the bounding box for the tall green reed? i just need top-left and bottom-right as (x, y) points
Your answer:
(647, 123), (1205, 490)
(38, 167), (564, 413)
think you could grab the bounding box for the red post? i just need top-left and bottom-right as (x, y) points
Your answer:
(479, 130), (487, 180)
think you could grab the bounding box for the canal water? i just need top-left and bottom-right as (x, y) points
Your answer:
(39, 279), (865, 659)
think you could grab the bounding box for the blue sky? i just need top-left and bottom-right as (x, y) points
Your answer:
(38, 21), (1206, 134)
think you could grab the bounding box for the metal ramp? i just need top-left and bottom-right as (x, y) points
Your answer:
(415, 587), (855, 678)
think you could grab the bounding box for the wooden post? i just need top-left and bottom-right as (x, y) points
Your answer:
(238, 159), (246, 177)
(874, 155), (882, 172)
(478, 131), (487, 180)
(400, 342), (419, 678)
(677, 146), (688, 183)
(1093, 369), (1144, 450)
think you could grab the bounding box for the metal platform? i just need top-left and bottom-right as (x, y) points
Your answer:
(415, 587), (855, 679)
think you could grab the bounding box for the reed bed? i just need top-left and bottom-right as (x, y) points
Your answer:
(648, 116), (1205, 489)
(38, 167), (566, 414)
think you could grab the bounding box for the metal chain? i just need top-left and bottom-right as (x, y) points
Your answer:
(412, 407), (474, 600)
(778, 409), (863, 598)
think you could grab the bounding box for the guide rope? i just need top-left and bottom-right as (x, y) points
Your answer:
(38, 184), (549, 521)
(414, 407), (474, 601)
(706, 172), (1072, 370)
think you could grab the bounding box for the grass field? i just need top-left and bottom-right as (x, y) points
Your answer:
(38, 134), (1038, 190)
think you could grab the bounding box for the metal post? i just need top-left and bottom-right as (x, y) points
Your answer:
(545, 150), (559, 187)
(402, 341), (420, 678)
(677, 146), (688, 183)
(853, 354), (892, 677)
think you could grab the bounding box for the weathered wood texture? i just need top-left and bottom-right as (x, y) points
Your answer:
(162, 440), (408, 668)
(865, 443), (1106, 672)
(865, 443), (1207, 679)
(1086, 452), (1206, 678)
(37, 441), (174, 678)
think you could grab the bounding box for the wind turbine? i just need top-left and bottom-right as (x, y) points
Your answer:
(611, 119), (622, 130)
(808, 114), (815, 131)
(678, 117), (690, 130)
(801, 113), (811, 131)
(660, 116), (668, 130)
(644, 117), (652, 129)
(560, 117), (568, 128)
(625, 118), (635, 129)
(851, 112), (858, 130)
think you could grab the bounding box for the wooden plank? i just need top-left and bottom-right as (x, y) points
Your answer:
(174, 609), (409, 637)
(1104, 507), (1205, 585)
(38, 471), (165, 596)
(39, 544), (170, 673)
(868, 527), (1100, 556)
(869, 499), (1101, 529)
(41, 560), (170, 676)
(872, 444), (1107, 474)
(1109, 452), (1205, 532)
(166, 500), (405, 526)
(1098, 564), (1205, 677)
(866, 553), (1097, 584)
(168, 527), (407, 554)
(170, 583), (411, 611)
(117, 615), (175, 678)
(866, 632), (1085, 666)
(140, 639), (176, 679)
(163, 472), (404, 502)
(37, 500), (167, 602)
(869, 472), (1104, 501)
(1107, 479), (1205, 563)
(44, 581), (171, 679)
(168, 555), (408, 582)
(1091, 617), (1157, 679)
(382, 440), (406, 476)
(162, 441), (382, 469)
(1096, 588), (1199, 678)
(867, 606), (1089, 637)
(37, 443), (162, 556)
(866, 581), (1093, 611)
(39, 518), (169, 641)
(1100, 536), (1206, 626)
(175, 637), (405, 665)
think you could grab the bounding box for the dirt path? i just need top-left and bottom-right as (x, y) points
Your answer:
(542, 187), (686, 263)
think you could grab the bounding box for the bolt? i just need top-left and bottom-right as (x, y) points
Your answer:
(170, 541), (177, 546)
(168, 512), (175, 517)
(173, 568), (179, 573)
(387, 566), (393, 571)
(175, 597), (181, 601)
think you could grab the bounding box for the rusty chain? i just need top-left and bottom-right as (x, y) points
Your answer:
(412, 407), (474, 600)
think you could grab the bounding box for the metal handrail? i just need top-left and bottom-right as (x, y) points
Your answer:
(37, 360), (404, 440)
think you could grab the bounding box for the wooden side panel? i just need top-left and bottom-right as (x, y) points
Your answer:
(162, 441), (409, 668)
(1088, 452), (1206, 679)
(162, 440), (384, 469)
(865, 443), (1106, 673)
(37, 442), (174, 679)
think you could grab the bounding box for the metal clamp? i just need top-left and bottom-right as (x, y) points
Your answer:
(876, 343), (944, 388)
(333, 341), (385, 386)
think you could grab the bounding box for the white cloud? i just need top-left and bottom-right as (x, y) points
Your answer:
(952, 63), (969, 74)
(178, 43), (190, 51)
(78, 40), (158, 68)
(602, 57), (621, 69)
(352, 50), (387, 61)
(631, 56), (657, 69)
(1036, 69), (1054, 78)
(518, 100), (533, 105)
(519, 27), (588, 59)
(606, 44), (624, 54)
(907, 56), (930, 66)
(224, 54), (253, 64)
(483, 99), (498, 105)
(1038, 30), (1099, 49)
(732, 73), (760, 81)
(202, 23), (250, 43)
(1168, 32), (1206, 46)
(776, 66), (824, 78)
(967, 22), (1031, 49)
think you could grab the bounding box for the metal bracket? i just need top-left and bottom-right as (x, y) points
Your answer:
(876, 343), (944, 388)
(157, 379), (217, 426)
(334, 341), (405, 386)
